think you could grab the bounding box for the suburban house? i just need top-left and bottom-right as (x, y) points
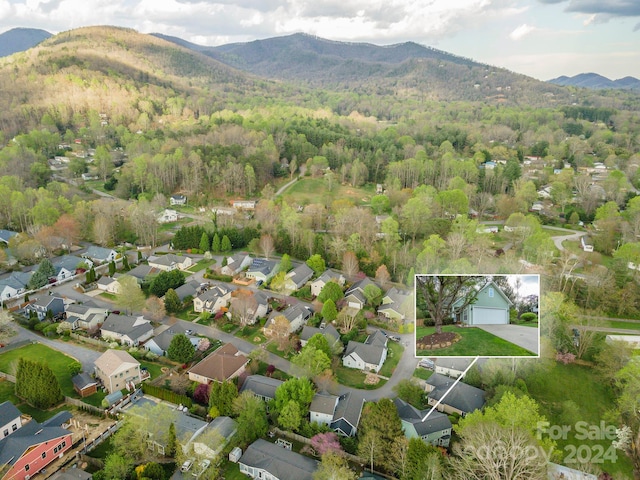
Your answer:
(193, 285), (232, 314)
(170, 194), (187, 206)
(239, 375), (283, 402)
(229, 290), (269, 325)
(147, 254), (193, 272)
(94, 349), (144, 393)
(0, 272), (31, 302)
(0, 229), (18, 245)
(393, 398), (452, 447)
(245, 258), (278, 283)
(157, 209), (178, 224)
(452, 280), (513, 325)
(581, 236), (594, 253)
(100, 313), (153, 347)
(239, 439), (319, 480)
(63, 302), (107, 331)
(378, 287), (412, 323)
(0, 401), (22, 440)
(96, 274), (121, 294)
(0, 408), (72, 480)
(425, 373), (486, 416)
(283, 263), (314, 293)
(53, 255), (89, 282)
(145, 324), (199, 357)
(221, 253), (252, 276)
(434, 358), (474, 379)
(189, 416), (237, 459)
(310, 393), (339, 426)
(264, 304), (312, 336)
(231, 200), (256, 210)
(342, 330), (388, 373)
(173, 280), (201, 301)
(188, 343), (248, 384)
(299, 324), (341, 351)
(83, 246), (118, 264)
(126, 264), (159, 284)
(24, 295), (65, 321)
(49, 469), (92, 480)
(329, 392), (364, 437)
(344, 277), (379, 310)
(71, 372), (98, 398)
(310, 270), (345, 297)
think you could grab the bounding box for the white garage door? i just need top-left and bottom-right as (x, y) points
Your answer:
(472, 307), (508, 325)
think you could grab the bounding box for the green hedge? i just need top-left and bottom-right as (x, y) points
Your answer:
(141, 383), (193, 408)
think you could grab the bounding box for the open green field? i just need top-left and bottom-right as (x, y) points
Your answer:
(280, 178), (375, 206)
(188, 258), (216, 272)
(236, 324), (267, 345)
(415, 325), (535, 356)
(0, 343), (81, 397)
(526, 362), (634, 477)
(379, 341), (404, 378)
(334, 364), (387, 390)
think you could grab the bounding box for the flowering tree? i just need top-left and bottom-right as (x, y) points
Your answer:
(310, 432), (343, 456)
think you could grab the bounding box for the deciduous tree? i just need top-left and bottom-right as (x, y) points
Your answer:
(117, 275), (146, 315)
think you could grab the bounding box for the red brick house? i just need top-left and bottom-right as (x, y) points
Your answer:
(0, 408), (73, 480)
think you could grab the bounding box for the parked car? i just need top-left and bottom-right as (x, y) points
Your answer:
(181, 459), (195, 472)
(192, 459), (211, 477)
(419, 358), (435, 370)
(389, 335), (401, 342)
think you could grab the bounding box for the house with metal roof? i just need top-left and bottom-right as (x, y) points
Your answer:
(239, 439), (319, 480)
(393, 397), (452, 447)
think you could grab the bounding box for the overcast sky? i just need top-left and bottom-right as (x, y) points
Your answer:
(1, 0), (639, 80)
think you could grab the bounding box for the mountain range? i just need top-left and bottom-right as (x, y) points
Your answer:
(0, 27), (51, 57)
(548, 73), (640, 91)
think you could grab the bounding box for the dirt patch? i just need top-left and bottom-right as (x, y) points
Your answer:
(364, 373), (380, 385)
(416, 332), (462, 350)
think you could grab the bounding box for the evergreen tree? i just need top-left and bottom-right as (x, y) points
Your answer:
(166, 333), (195, 363)
(122, 253), (130, 271)
(321, 299), (338, 322)
(211, 233), (221, 253)
(28, 258), (55, 289)
(199, 232), (210, 252)
(221, 235), (232, 252)
(209, 380), (238, 416)
(164, 288), (182, 315)
(108, 260), (116, 276)
(15, 358), (63, 409)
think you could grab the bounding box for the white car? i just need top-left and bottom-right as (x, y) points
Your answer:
(180, 459), (195, 472)
(192, 459), (211, 477)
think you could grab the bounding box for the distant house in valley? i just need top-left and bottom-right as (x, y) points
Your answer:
(170, 194), (187, 206)
(188, 343), (248, 384)
(94, 349), (144, 394)
(157, 209), (179, 224)
(100, 313), (153, 347)
(231, 200), (256, 211)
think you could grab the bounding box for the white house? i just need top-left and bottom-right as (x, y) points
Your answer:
(157, 209), (179, 224)
(310, 270), (345, 297)
(148, 254), (193, 272)
(310, 393), (339, 427)
(342, 330), (388, 373)
(193, 285), (232, 314)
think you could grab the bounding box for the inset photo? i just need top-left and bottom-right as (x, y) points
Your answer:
(415, 274), (539, 357)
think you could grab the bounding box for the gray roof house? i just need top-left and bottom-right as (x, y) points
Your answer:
(148, 254), (193, 272)
(221, 253), (253, 276)
(100, 313), (153, 347)
(127, 264), (159, 283)
(0, 271), (31, 301)
(299, 324), (341, 349)
(0, 401), (22, 440)
(310, 393), (339, 427)
(425, 373), (486, 416)
(24, 295), (65, 321)
(170, 194), (187, 206)
(342, 330), (388, 373)
(145, 324), (199, 357)
(239, 375), (284, 402)
(310, 270), (345, 297)
(264, 304), (312, 336)
(173, 280), (201, 301)
(239, 439), (319, 480)
(393, 397), (452, 447)
(53, 255), (90, 282)
(63, 301), (107, 331)
(344, 277), (378, 310)
(84, 246), (118, 264)
(283, 263), (314, 292)
(0, 229), (18, 245)
(434, 358), (474, 379)
(329, 392), (364, 437)
(378, 287), (412, 322)
(246, 258), (279, 283)
(193, 285), (232, 314)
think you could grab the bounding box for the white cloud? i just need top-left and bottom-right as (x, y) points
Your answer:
(509, 23), (537, 40)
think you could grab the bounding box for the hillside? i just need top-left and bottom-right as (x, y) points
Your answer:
(156, 32), (573, 107)
(0, 27), (51, 57)
(549, 73), (640, 90)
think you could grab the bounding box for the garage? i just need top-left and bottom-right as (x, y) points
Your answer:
(472, 306), (508, 325)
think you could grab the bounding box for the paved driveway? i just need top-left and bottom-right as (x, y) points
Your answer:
(475, 324), (539, 355)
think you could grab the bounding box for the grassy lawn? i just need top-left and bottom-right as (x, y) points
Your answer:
(139, 360), (165, 380)
(266, 342), (294, 360)
(188, 258), (215, 272)
(378, 341), (404, 378)
(0, 378), (19, 404)
(255, 361), (291, 381)
(0, 378), (70, 422)
(175, 306), (199, 322)
(281, 178), (375, 207)
(593, 320), (640, 331)
(334, 365), (387, 390)
(526, 362), (634, 477)
(99, 292), (117, 301)
(220, 460), (247, 480)
(236, 324), (267, 345)
(511, 318), (539, 327)
(0, 343), (81, 397)
(81, 390), (107, 408)
(413, 367), (434, 381)
(415, 325), (535, 356)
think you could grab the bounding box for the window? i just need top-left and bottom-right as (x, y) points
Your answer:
(488, 287), (494, 298)
(42, 452), (46, 459)
(62, 440), (66, 448)
(25, 465), (30, 472)
(12, 424), (17, 431)
(54, 446), (58, 454)
(3, 429), (7, 437)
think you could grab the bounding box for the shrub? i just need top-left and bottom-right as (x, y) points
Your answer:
(520, 312), (538, 322)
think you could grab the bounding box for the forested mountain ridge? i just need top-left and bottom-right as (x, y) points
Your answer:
(0, 27), (51, 57)
(549, 73), (640, 91)
(155, 32), (573, 107)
